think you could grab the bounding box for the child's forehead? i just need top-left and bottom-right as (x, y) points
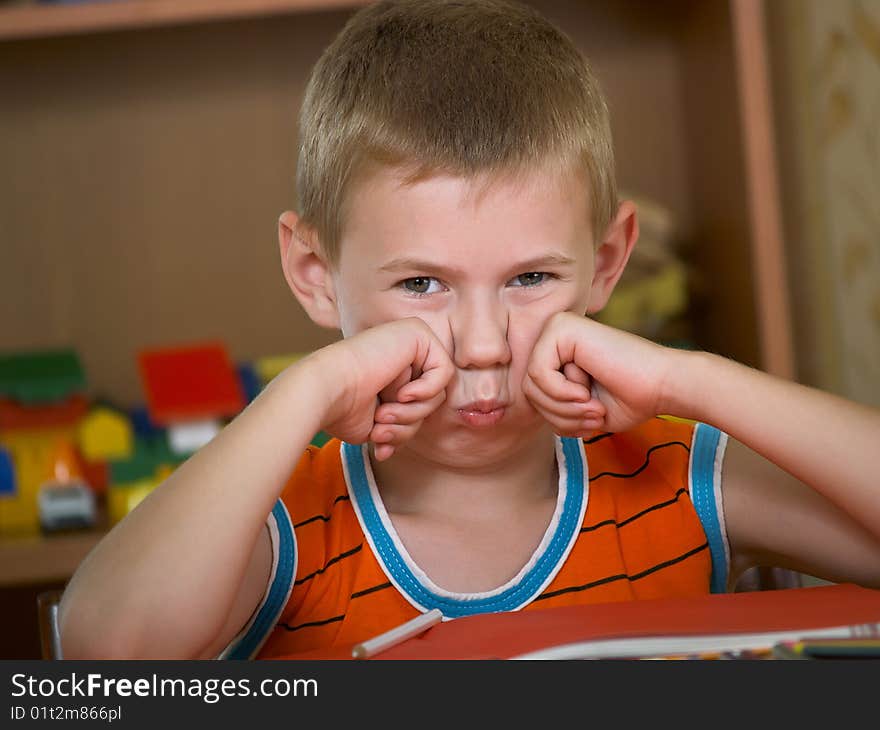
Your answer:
(356, 160), (588, 204)
(341, 162), (593, 259)
(345, 164), (591, 225)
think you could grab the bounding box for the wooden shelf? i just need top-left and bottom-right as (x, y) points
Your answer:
(0, 524), (106, 587)
(0, 0), (370, 41)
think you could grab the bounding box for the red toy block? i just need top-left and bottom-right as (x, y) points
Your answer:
(81, 459), (109, 496)
(138, 342), (245, 426)
(0, 395), (89, 431)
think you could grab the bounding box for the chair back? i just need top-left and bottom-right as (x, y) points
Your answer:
(37, 589), (64, 659)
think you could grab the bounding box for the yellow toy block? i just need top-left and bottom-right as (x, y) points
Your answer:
(254, 354), (307, 386)
(77, 407), (133, 462)
(0, 492), (39, 535)
(0, 428), (77, 536)
(107, 478), (158, 525)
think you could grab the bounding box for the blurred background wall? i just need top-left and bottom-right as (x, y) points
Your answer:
(770, 0), (880, 408)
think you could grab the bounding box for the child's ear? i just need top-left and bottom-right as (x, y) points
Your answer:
(586, 200), (639, 315)
(278, 211), (340, 330)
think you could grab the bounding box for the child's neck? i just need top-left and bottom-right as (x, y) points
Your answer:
(369, 426), (559, 522)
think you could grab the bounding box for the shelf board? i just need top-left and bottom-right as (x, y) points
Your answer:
(0, 0), (371, 42)
(0, 523), (107, 587)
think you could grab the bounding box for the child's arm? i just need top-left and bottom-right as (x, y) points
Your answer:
(59, 318), (453, 659)
(667, 352), (880, 589)
(523, 312), (880, 589)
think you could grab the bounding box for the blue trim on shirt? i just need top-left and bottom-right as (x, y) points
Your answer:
(690, 423), (728, 594)
(226, 500), (296, 659)
(343, 437), (585, 618)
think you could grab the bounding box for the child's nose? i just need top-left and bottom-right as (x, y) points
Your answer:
(448, 295), (512, 370)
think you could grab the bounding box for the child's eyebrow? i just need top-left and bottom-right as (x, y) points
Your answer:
(378, 253), (577, 278)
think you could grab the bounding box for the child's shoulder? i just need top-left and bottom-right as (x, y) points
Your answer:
(278, 437), (348, 523)
(583, 416), (699, 455)
(582, 416), (722, 493)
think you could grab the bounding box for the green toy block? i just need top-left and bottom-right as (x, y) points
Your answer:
(109, 433), (184, 485)
(310, 431), (332, 448)
(0, 349), (86, 404)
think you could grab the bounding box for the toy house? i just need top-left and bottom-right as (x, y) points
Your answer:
(0, 349), (90, 534)
(138, 341), (245, 457)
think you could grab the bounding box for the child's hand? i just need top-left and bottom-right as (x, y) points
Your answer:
(522, 311), (678, 437)
(308, 318), (455, 460)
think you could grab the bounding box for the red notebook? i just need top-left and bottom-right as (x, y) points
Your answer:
(274, 583), (880, 660)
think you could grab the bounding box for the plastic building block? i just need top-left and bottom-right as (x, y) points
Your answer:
(81, 458), (109, 495)
(0, 395), (88, 431)
(311, 431), (332, 448)
(38, 481), (96, 532)
(129, 405), (161, 440)
(0, 492), (39, 535)
(0, 427), (78, 535)
(237, 362), (262, 404)
(109, 434), (182, 486)
(45, 437), (86, 484)
(0, 447), (15, 496)
(107, 478), (157, 525)
(167, 419), (220, 456)
(77, 406), (133, 462)
(0, 349), (86, 404)
(254, 353), (307, 387)
(138, 342), (245, 426)
(109, 438), (161, 484)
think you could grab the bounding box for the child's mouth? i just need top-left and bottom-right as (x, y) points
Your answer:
(455, 400), (507, 427)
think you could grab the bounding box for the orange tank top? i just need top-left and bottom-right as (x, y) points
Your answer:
(222, 417), (729, 660)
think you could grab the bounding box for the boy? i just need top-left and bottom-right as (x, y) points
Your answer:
(59, 0), (880, 660)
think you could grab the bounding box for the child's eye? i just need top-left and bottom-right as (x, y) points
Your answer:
(508, 272), (552, 287)
(401, 277), (443, 295)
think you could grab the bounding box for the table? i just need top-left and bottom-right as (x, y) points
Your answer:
(276, 583), (880, 660)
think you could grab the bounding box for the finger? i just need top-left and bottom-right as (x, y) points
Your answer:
(373, 443), (395, 461)
(369, 421), (421, 448)
(539, 412), (605, 439)
(379, 365), (413, 403)
(562, 362), (591, 389)
(397, 360), (454, 403)
(526, 363), (592, 403)
(375, 391), (446, 425)
(527, 321), (595, 402)
(523, 377), (595, 420)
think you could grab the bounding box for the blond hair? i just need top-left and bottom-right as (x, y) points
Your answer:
(295, 0), (617, 264)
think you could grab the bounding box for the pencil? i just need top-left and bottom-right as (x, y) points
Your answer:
(352, 608), (444, 659)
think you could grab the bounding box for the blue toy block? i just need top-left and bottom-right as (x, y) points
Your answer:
(0, 447), (16, 496)
(129, 405), (162, 440)
(237, 363), (262, 404)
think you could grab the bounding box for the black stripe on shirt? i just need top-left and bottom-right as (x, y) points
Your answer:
(294, 544), (363, 586)
(277, 582), (393, 633)
(533, 541), (710, 602)
(277, 614), (345, 633)
(589, 440), (690, 482)
(293, 494), (351, 529)
(351, 581), (393, 599)
(584, 432), (614, 445)
(580, 487), (689, 534)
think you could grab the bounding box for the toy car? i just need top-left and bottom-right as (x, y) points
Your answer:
(37, 481), (96, 532)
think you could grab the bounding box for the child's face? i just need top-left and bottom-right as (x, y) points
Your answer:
(329, 164), (600, 465)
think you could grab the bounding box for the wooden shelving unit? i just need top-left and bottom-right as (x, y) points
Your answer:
(0, 0), (369, 41)
(0, 524), (106, 587)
